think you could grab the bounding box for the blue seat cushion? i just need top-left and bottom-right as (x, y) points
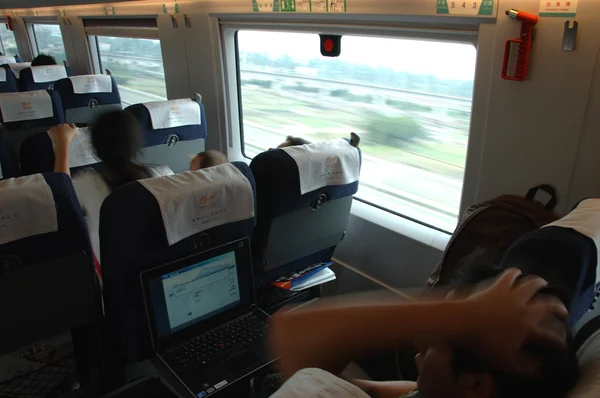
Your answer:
(0, 132), (20, 178)
(100, 162), (255, 365)
(125, 101), (207, 147)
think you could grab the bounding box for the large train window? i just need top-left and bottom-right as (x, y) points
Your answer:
(0, 24), (17, 57)
(29, 24), (67, 64)
(94, 36), (167, 105)
(236, 30), (475, 232)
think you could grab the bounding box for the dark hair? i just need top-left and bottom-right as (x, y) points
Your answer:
(91, 110), (150, 190)
(280, 136), (311, 148)
(450, 263), (580, 398)
(195, 150), (227, 169)
(31, 54), (57, 67)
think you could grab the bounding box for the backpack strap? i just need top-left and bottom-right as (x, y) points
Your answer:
(526, 184), (557, 211)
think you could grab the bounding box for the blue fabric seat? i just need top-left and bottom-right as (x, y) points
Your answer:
(125, 96), (207, 173)
(0, 131), (20, 178)
(54, 75), (122, 125)
(0, 90), (65, 158)
(18, 64), (72, 92)
(0, 66), (18, 93)
(250, 142), (361, 285)
(0, 173), (102, 387)
(2, 63), (31, 89)
(100, 162), (256, 367)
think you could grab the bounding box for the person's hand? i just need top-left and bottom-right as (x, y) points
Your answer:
(462, 268), (568, 375)
(48, 123), (76, 148)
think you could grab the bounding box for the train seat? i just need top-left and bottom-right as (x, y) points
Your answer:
(100, 162), (256, 367)
(20, 126), (100, 176)
(0, 65), (18, 93)
(250, 137), (361, 285)
(54, 74), (122, 125)
(0, 132), (20, 179)
(0, 90), (65, 157)
(0, 173), (102, 387)
(3, 62), (31, 86)
(125, 94), (207, 173)
(18, 64), (71, 92)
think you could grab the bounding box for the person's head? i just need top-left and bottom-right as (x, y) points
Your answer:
(277, 136), (311, 148)
(91, 110), (148, 189)
(189, 150), (227, 171)
(31, 54), (57, 67)
(416, 264), (579, 398)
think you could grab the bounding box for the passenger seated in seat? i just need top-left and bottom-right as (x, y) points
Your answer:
(189, 150), (227, 171)
(49, 111), (172, 263)
(277, 136), (311, 148)
(31, 54), (57, 67)
(271, 267), (578, 398)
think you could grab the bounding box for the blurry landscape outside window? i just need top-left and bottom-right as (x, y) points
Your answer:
(0, 24), (17, 56)
(97, 36), (167, 106)
(33, 24), (67, 64)
(237, 31), (476, 232)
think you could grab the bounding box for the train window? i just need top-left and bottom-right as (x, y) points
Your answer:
(95, 36), (167, 105)
(236, 30), (476, 232)
(0, 24), (17, 56)
(30, 24), (67, 64)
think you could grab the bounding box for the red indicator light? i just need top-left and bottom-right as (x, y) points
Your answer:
(324, 38), (334, 53)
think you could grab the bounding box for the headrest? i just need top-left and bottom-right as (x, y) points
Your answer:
(0, 56), (16, 65)
(0, 68), (6, 82)
(139, 163), (255, 246)
(30, 65), (68, 83)
(6, 62), (31, 79)
(280, 139), (361, 194)
(67, 75), (113, 94)
(0, 174), (58, 245)
(125, 97), (207, 146)
(0, 90), (53, 123)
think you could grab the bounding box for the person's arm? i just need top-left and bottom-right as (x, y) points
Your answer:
(48, 123), (76, 176)
(270, 269), (567, 378)
(568, 359), (600, 397)
(352, 379), (418, 398)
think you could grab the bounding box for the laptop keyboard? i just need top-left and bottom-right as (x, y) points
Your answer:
(165, 314), (269, 370)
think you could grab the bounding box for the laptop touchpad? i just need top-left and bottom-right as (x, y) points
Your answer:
(223, 350), (259, 374)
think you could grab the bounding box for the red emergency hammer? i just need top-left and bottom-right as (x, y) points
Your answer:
(502, 9), (539, 81)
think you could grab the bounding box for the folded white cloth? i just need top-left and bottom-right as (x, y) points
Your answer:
(140, 163), (254, 246)
(143, 98), (201, 129)
(0, 55), (16, 65)
(282, 138), (360, 195)
(0, 68), (6, 83)
(0, 174), (58, 245)
(69, 75), (112, 94)
(270, 368), (369, 398)
(50, 127), (100, 168)
(0, 90), (53, 123)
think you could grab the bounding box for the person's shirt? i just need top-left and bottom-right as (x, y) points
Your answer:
(270, 368), (370, 398)
(72, 164), (173, 263)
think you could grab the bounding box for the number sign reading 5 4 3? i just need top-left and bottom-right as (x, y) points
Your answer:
(437, 0), (495, 16)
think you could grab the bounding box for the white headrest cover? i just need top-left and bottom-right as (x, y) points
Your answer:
(281, 138), (360, 195)
(0, 55), (16, 65)
(8, 62), (31, 78)
(143, 98), (201, 130)
(0, 68), (6, 83)
(68, 74), (113, 94)
(30, 64), (68, 83)
(139, 163), (254, 246)
(0, 174), (58, 245)
(0, 90), (53, 123)
(545, 198), (600, 288)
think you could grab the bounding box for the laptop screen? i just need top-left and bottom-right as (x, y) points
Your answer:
(142, 239), (254, 344)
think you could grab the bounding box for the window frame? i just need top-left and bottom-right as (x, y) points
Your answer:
(24, 19), (66, 61)
(223, 23), (478, 233)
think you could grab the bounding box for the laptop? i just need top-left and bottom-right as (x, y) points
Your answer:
(141, 238), (275, 397)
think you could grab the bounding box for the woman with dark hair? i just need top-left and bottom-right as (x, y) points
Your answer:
(49, 110), (172, 262)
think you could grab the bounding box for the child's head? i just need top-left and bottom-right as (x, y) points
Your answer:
(277, 136), (311, 148)
(190, 150), (227, 171)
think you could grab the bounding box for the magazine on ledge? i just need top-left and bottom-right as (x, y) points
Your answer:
(271, 261), (335, 291)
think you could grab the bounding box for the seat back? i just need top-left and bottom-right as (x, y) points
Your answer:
(18, 64), (71, 92)
(0, 90), (65, 158)
(100, 162), (256, 367)
(125, 95), (207, 173)
(250, 139), (361, 284)
(3, 62), (31, 88)
(55, 75), (122, 125)
(0, 65), (18, 93)
(0, 173), (100, 386)
(0, 131), (20, 179)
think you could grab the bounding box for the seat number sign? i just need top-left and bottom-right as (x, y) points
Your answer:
(253, 0), (346, 12)
(436, 0), (494, 15)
